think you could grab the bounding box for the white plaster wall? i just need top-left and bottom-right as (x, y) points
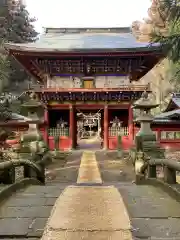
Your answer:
(95, 76), (130, 88)
(47, 75), (130, 88)
(47, 76), (81, 88)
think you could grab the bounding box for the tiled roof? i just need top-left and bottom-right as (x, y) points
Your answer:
(164, 93), (180, 112)
(154, 109), (180, 119)
(5, 27), (160, 52)
(152, 119), (180, 124)
(172, 97), (180, 107)
(11, 113), (32, 121)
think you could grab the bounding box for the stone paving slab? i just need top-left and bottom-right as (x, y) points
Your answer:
(0, 184), (68, 239)
(0, 152), (83, 239)
(42, 230), (132, 240)
(28, 218), (49, 237)
(41, 185), (133, 240)
(1, 239), (39, 240)
(132, 218), (180, 239)
(117, 184), (180, 218)
(0, 218), (33, 236)
(0, 206), (52, 218)
(115, 182), (180, 239)
(77, 151), (102, 184)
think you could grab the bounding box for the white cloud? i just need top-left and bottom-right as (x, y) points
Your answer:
(26, 0), (151, 33)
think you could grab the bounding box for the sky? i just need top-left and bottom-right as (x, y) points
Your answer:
(25, 0), (151, 33)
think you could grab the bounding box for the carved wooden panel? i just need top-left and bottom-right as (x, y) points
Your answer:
(35, 57), (146, 75)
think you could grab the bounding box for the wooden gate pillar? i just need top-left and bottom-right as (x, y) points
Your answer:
(43, 107), (49, 144)
(104, 105), (109, 150)
(69, 105), (76, 149)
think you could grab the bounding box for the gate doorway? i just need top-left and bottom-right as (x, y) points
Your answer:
(76, 109), (103, 149)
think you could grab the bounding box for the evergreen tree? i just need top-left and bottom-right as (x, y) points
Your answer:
(0, 0), (38, 90)
(150, 0), (180, 86)
(7, 1), (38, 84)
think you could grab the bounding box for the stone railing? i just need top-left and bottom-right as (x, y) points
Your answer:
(139, 158), (180, 184)
(132, 135), (180, 188)
(0, 158), (46, 185)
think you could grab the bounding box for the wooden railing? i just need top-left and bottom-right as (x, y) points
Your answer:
(109, 127), (129, 136)
(48, 128), (69, 137)
(48, 127), (129, 137)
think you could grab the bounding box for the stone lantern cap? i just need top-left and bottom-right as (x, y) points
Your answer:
(133, 91), (159, 110)
(22, 91), (42, 109)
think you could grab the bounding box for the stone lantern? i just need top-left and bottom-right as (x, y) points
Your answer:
(133, 91), (158, 140)
(133, 91), (164, 158)
(22, 91), (42, 121)
(20, 91), (47, 160)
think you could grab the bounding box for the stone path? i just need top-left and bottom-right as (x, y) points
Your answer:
(77, 151), (102, 184)
(0, 152), (82, 240)
(0, 151), (180, 239)
(41, 150), (133, 240)
(0, 183), (68, 239)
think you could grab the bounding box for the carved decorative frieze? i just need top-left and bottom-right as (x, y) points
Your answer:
(38, 91), (143, 102)
(34, 57), (147, 75)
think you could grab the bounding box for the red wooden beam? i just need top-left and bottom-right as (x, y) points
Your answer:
(48, 104), (70, 109)
(47, 104), (129, 109)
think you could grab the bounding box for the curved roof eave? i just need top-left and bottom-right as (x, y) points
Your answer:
(4, 43), (162, 54)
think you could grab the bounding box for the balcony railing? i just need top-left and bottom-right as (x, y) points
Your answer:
(30, 84), (150, 92)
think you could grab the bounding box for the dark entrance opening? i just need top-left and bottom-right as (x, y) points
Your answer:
(76, 109), (103, 149)
(48, 109), (70, 137)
